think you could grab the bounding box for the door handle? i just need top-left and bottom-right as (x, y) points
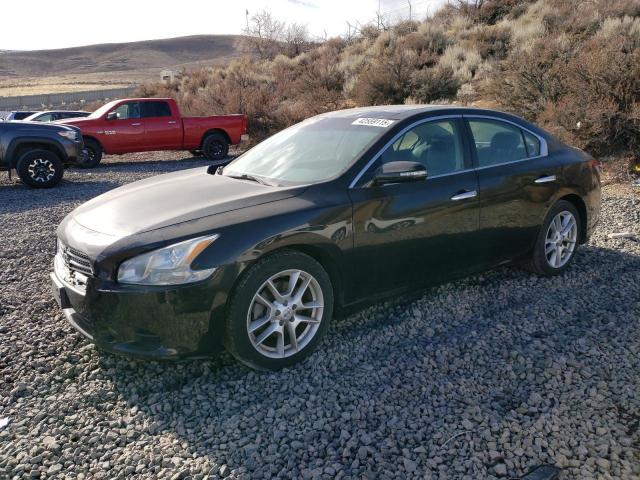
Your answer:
(131, 122), (141, 126)
(168, 121), (177, 124)
(534, 175), (556, 184)
(450, 190), (477, 201)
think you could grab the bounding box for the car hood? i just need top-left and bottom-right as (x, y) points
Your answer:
(70, 168), (305, 236)
(54, 117), (93, 126)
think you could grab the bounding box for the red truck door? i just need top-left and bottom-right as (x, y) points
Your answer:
(102, 101), (145, 152)
(140, 100), (182, 150)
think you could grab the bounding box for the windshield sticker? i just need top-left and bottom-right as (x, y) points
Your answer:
(352, 118), (395, 128)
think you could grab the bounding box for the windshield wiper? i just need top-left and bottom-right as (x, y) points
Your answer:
(226, 173), (271, 186)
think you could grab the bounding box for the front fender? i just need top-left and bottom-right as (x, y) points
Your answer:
(6, 137), (66, 166)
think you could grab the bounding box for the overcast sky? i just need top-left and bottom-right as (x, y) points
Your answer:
(2, 0), (445, 51)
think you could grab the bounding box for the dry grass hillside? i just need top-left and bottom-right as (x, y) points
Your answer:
(0, 35), (242, 96)
(138, 0), (640, 174)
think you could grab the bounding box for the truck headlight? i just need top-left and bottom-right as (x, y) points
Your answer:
(117, 235), (219, 286)
(58, 130), (79, 141)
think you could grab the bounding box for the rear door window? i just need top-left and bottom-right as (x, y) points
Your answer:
(467, 118), (532, 167)
(141, 101), (172, 118)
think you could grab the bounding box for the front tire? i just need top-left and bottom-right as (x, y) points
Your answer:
(224, 250), (334, 371)
(201, 132), (229, 162)
(78, 138), (102, 168)
(16, 149), (64, 188)
(526, 200), (581, 276)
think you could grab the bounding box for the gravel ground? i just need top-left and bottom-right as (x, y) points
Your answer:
(1, 157), (639, 479)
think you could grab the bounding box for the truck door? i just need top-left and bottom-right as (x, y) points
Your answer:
(140, 100), (182, 150)
(102, 101), (144, 153)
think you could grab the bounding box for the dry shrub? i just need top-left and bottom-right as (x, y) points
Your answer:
(411, 67), (460, 103)
(492, 14), (640, 158)
(485, 36), (569, 119)
(439, 44), (483, 83)
(450, 0), (537, 25)
(463, 24), (512, 59)
(130, 0), (639, 167)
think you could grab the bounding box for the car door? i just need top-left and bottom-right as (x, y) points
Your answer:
(101, 101), (144, 152)
(140, 100), (182, 150)
(465, 115), (562, 266)
(348, 116), (480, 300)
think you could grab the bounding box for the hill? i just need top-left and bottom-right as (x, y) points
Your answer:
(0, 35), (242, 96)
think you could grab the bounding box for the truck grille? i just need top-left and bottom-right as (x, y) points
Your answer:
(60, 243), (93, 277)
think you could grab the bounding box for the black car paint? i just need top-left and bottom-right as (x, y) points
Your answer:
(52, 106), (601, 359)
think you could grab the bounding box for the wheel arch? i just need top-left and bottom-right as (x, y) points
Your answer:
(7, 138), (65, 167)
(200, 128), (231, 147)
(82, 135), (104, 152)
(558, 193), (588, 244)
(223, 241), (345, 324)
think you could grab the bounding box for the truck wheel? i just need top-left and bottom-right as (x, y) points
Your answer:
(16, 150), (64, 188)
(78, 138), (103, 168)
(201, 133), (229, 162)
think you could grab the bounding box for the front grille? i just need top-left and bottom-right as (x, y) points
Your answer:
(60, 243), (93, 277)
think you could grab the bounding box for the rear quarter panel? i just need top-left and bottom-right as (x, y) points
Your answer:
(182, 115), (246, 148)
(553, 146), (601, 238)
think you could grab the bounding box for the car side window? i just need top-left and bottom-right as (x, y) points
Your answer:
(114, 102), (140, 120)
(141, 101), (172, 118)
(378, 119), (465, 177)
(468, 119), (540, 167)
(37, 113), (54, 122)
(523, 130), (541, 157)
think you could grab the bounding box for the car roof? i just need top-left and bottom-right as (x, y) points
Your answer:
(320, 104), (522, 121)
(35, 110), (89, 114)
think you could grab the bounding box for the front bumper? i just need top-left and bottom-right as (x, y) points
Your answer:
(61, 137), (85, 165)
(50, 269), (227, 359)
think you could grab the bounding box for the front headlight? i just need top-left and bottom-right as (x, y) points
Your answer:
(117, 235), (219, 286)
(58, 130), (79, 141)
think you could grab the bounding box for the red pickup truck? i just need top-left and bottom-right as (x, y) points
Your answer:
(59, 98), (247, 168)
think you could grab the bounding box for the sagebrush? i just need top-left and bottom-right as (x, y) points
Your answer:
(136, 0), (640, 164)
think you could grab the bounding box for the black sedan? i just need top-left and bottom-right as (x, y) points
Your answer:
(51, 106), (601, 370)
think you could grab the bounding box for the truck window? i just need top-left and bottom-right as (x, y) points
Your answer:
(114, 102), (140, 120)
(141, 101), (172, 118)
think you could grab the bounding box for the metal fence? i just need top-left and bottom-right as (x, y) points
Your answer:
(0, 87), (137, 110)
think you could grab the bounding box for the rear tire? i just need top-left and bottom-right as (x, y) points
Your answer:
(224, 250), (334, 371)
(78, 138), (102, 168)
(201, 132), (229, 162)
(16, 149), (64, 188)
(525, 200), (581, 276)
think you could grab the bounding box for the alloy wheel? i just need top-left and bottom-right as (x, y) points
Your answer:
(544, 210), (577, 268)
(247, 269), (324, 358)
(27, 158), (56, 183)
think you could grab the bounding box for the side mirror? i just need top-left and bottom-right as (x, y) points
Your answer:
(373, 161), (427, 185)
(106, 111), (118, 120)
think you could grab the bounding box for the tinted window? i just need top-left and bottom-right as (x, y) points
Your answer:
(141, 101), (172, 118)
(468, 119), (528, 167)
(114, 102), (140, 120)
(379, 119), (465, 176)
(523, 130), (541, 157)
(13, 112), (35, 120)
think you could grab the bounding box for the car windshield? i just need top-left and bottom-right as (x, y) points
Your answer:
(223, 116), (387, 186)
(88, 101), (119, 119)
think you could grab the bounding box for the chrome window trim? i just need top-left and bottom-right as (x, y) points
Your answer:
(348, 114), (464, 189)
(464, 114), (549, 160)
